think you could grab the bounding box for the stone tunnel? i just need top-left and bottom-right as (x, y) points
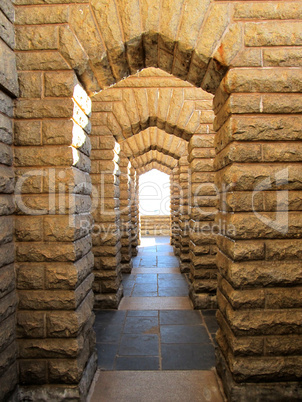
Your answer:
(0, 0), (302, 400)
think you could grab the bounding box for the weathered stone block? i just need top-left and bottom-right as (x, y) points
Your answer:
(0, 113), (12, 145)
(0, 41), (18, 97)
(217, 250), (302, 289)
(18, 71), (42, 98)
(0, 290), (17, 323)
(46, 291), (94, 337)
(45, 252), (94, 290)
(15, 25), (59, 51)
(19, 360), (47, 384)
(14, 99), (74, 119)
(0, 0), (14, 23)
(0, 215), (13, 245)
(16, 235), (92, 263)
(16, 51), (71, 71)
(0, 10), (14, 49)
(15, 5), (69, 24)
(17, 311), (45, 338)
(0, 90), (13, 117)
(245, 21), (302, 46)
(0, 242), (14, 268)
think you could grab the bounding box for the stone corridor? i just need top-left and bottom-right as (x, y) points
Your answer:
(1, 0), (302, 400)
(89, 237), (224, 401)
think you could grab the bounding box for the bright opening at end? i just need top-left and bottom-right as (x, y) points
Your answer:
(139, 169), (170, 216)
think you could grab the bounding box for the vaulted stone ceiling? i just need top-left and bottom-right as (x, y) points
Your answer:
(131, 149), (178, 170)
(92, 68), (214, 171)
(120, 128), (187, 160)
(136, 161), (172, 176)
(15, 0), (242, 93)
(92, 68), (214, 143)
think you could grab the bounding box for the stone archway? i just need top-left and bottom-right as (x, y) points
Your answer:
(0, 1), (299, 400)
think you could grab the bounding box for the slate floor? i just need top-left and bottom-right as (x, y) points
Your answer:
(94, 236), (218, 372)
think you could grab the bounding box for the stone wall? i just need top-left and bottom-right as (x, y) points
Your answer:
(14, 66), (96, 401)
(140, 215), (171, 236)
(214, 65), (302, 401)
(0, 1), (18, 400)
(3, 0), (302, 400)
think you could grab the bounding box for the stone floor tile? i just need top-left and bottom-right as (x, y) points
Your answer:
(135, 274), (158, 283)
(127, 310), (158, 317)
(88, 370), (224, 402)
(161, 343), (216, 370)
(160, 310), (202, 326)
(119, 334), (159, 356)
(132, 267), (180, 274)
(115, 357), (160, 370)
(118, 297), (192, 310)
(158, 288), (188, 297)
(94, 324), (124, 343)
(123, 316), (159, 334)
(160, 324), (210, 344)
(96, 344), (119, 370)
(94, 310), (126, 326)
(132, 283), (158, 292)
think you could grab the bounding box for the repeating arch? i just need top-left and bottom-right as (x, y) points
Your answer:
(15, 1), (243, 94)
(137, 162), (172, 176)
(131, 149), (178, 170)
(91, 70), (214, 142)
(120, 128), (187, 160)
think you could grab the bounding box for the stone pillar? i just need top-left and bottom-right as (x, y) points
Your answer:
(0, 1), (18, 398)
(14, 70), (96, 399)
(90, 122), (123, 309)
(189, 131), (217, 309)
(170, 167), (180, 248)
(178, 156), (190, 273)
(119, 153), (133, 273)
(130, 167), (139, 254)
(171, 166), (181, 255)
(214, 68), (302, 400)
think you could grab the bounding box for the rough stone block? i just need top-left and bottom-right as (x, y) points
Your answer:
(217, 250), (302, 289)
(15, 25), (59, 51)
(14, 99), (74, 119)
(0, 41), (18, 97)
(16, 51), (71, 71)
(263, 48), (302, 67)
(0, 242), (14, 269)
(0, 290), (17, 323)
(15, 5), (69, 24)
(0, 11), (14, 49)
(0, 0), (14, 23)
(245, 21), (302, 47)
(16, 263), (44, 290)
(46, 291), (94, 337)
(18, 71), (42, 98)
(14, 120), (41, 146)
(19, 360), (47, 384)
(17, 311), (45, 339)
(15, 216), (43, 242)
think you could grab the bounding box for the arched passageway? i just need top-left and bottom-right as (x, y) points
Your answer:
(1, 1), (301, 401)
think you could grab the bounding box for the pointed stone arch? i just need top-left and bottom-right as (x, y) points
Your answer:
(137, 162), (172, 176)
(15, 1), (243, 94)
(131, 150), (179, 170)
(120, 128), (187, 160)
(92, 77), (214, 142)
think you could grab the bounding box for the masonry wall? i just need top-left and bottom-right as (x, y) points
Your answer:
(5, 0), (302, 400)
(0, 1), (18, 400)
(140, 215), (171, 236)
(214, 63), (302, 402)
